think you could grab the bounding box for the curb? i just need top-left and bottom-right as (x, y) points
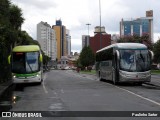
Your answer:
(143, 82), (160, 88)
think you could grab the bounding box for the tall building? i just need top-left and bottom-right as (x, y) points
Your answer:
(66, 29), (71, 55)
(37, 21), (57, 60)
(120, 10), (153, 43)
(52, 19), (67, 60)
(82, 35), (90, 49)
(89, 26), (111, 54)
(50, 28), (57, 60)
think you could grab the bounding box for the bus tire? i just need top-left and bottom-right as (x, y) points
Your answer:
(37, 79), (43, 85)
(136, 82), (142, 86)
(98, 72), (102, 81)
(37, 82), (41, 85)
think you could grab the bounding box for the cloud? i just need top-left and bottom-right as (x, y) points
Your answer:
(11, 0), (160, 52)
(154, 33), (160, 43)
(71, 42), (82, 53)
(12, 0), (57, 10)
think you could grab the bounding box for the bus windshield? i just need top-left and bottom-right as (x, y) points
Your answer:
(119, 49), (151, 72)
(12, 52), (39, 73)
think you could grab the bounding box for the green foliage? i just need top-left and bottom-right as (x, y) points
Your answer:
(79, 46), (95, 67)
(153, 39), (160, 63)
(0, 0), (11, 26)
(41, 51), (51, 66)
(151, 70), (160, 74)
(76, 58), (82, 68)
(0, 0), (40, 83)
(117, 33), (153, 50)
(16, 30), (40, 46)
(9, 4), (24, 30)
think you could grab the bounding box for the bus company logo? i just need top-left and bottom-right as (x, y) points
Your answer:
(2, 112), (11, 117)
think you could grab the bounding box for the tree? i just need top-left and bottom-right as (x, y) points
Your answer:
(117, 33), (153, 50)
(9, 4), (24, 30)
(0, 0), (11, 26)
(16, 30), (40, 46)
(153, 39), (160, 63)
(0, 0), (35, 83)
(79, 46), (95, 68)
(9, 4), (24, 47)
(76, 58), (82, 68)
(0, 0), (12, 83)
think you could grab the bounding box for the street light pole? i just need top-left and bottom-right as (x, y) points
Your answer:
(86, 23), (91, 46)
(86, 23), (91, 36)
(99, 0), (102, 49)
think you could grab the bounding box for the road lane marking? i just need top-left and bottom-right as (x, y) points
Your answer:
(115, 86), (160, 106)
(42, 73), (48, 94)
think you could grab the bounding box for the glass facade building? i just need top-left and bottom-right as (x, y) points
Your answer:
(120, 10), (153, 43)
(122, 19), (149, 36)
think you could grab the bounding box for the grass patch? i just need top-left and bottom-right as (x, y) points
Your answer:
(151, 70), (160, 74)
(80, 70), (96, 74)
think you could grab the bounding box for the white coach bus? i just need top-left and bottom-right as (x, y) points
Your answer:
(96, 43), (154, 85)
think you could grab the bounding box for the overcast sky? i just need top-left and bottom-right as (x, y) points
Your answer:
(12, 0), (160, 53)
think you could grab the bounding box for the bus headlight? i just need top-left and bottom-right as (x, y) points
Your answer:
(36, 74), (39, 77)
(13, 75), (16, 78)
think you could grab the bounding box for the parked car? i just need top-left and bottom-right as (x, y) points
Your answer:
(64, 66), (71, 70)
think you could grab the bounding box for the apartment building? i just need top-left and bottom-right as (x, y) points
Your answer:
(37, 21), (57, 60)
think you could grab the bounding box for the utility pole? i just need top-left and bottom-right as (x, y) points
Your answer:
(86, 23), (91, 46)
(99, 0), (102, 49)
(86, 23), (91, 36)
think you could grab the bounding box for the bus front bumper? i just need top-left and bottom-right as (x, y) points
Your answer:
(119, 70), (151, 83)
(13, 75), (42, 84)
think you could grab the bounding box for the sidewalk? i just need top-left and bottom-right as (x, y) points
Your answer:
(148, 74), (160, 87)
(0, 80), (13, 97)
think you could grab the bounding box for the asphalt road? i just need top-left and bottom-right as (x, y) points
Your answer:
(0, 70), (160, 120)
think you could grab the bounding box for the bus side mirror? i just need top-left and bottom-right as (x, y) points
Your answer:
(149, 50), (154, 61)
(39, 54), (43, 62)
(8, 55), (11, 64)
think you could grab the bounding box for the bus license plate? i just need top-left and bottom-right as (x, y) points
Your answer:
(24, 80), (29, 82)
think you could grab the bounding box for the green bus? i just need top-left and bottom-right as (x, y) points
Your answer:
(8, 45), (43, 84)
(96, 43), (154, 85)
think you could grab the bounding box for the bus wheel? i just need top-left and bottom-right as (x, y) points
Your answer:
(37, 82), (42, 85)
(99, 72), (102, 81)
(136, 82), (142, 86)
(37, 79), (43, 85)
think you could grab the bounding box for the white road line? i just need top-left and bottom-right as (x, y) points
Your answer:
(42, 73), (48, 94)
(115, 86), (160, 106)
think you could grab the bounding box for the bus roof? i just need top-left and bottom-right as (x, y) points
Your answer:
(96, 43), (147, 53)
(13, 45), (40, 52)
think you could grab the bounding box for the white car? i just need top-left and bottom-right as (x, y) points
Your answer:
(64, 66), (71, 70)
